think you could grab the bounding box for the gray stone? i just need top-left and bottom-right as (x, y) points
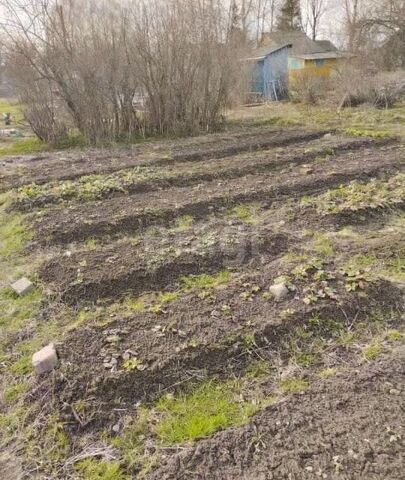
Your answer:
(10, 277), (34, 296)
(324, 133), (333, 139)
(32, 343), (58, 374)
(269, 283), (289, 301)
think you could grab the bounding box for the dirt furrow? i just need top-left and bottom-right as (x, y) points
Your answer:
(1, 128), (326, 190)
(15, 136), (382, 210)
(31, 144), (404, 245)
(147, 346), (405, 480)
(40, 280), (403, 433)
(40, 229), (290, 304)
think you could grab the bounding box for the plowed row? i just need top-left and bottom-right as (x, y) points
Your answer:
(2, 126), (404, 480)
(31, 142), (403, 245)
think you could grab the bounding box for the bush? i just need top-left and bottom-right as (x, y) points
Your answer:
(333, 65), (405, 110)
(290, 71), (330, 105)
(4, 0), (241, 145)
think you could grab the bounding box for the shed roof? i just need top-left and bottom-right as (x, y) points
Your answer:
(245, 43), (292, 61)
(294, 51), (349, 60)
(260, 30), (339, 57)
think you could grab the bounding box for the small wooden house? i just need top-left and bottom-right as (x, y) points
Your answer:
(245, 44), (292, 101)
(260, 31), (349, 83)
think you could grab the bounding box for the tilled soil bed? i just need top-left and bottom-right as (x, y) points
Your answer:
(30, 142), (404, 245)
(15, 135), (380, 211)
(148, 345), (405, 480)
(1, 127), (326, 190)
(1, 126), (404, 480)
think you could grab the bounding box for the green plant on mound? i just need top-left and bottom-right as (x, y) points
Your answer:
(226, 204), (260, 224)
(362, 342), (382, 361)
(344, 128), (392, 138)
(301, 174), (405, 214)
(181, 270), (231, 293)
(75, 459), (128, 480)
(279, 377), (309, 394)
(17, 165), (163, 204)
(155, 381), (258, 444)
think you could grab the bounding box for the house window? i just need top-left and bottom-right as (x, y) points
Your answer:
(290, 58), (302, 70)
(315, 59), (325, 67)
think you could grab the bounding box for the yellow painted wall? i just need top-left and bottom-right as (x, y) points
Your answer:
(289, 57), (344, 83)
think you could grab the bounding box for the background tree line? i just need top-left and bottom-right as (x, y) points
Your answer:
(0, 0), (403, 145)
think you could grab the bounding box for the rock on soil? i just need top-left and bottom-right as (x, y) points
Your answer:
(10, 277), (34, 296)
(32, 343), (58, 374)
(269, 283), (289, 301)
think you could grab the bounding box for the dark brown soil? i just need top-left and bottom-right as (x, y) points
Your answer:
(1, 128), (327, 190)
(147, 345), (405, 480)
(3, 126), (404, 480)
(35, 279), (403, 436)
(15, 136), (380, 211)
(30, 143), (404, 245)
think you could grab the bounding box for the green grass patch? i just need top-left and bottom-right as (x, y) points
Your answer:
(318, 367), (337, 379)
(302, 174), (405, 215)
(226, 204), (260, 224)
(3, 381), (29, 403)
(308, 231), (334, 257)
(386, 330), (404, 342)
(0, 138), (49, 157)
(17, 164), (165, 204)
(362, 342), (382, 361)
(181, 270), (231, 293)
(155, 380), (258, 444)
(75, 459), (128, 480)
(173, 215), (194, 232)
(344, 128), (393, 138)
(228, 102), (405, 138)
(279, 377), (309, 394)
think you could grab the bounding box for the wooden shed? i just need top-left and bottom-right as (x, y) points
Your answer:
(245, 43), (292, 101)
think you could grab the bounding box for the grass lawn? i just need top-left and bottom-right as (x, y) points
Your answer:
(228, 101), (405, 139)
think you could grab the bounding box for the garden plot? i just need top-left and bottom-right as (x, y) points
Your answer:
(0, 126), (404, 480)
(0, 127), (326, 191)
(15, 136), (381, 210)
(31, 141), (404, 245)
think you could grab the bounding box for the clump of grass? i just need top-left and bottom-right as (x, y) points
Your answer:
(318, 368), (337, 379)
(308, 231), (334, 257)
(279, 377), (309, 394)
(344, 128), (392, 138)
(181, 270), (231, 292)
(17, 164), (165, 204)
(226, 204), (260, 224)
(155, 381), (258, 444)
(3, 381), (28, 403)
(75, 459), (128, 480)
(301, 174), (405, 215)
(112, 408), (156, 476)
(362, 342), (382, 361)
(0, 138), (49, 157)
(386, 330), (404, 342)
(173, 215), (194, 232)
(149, 291), (179, 314)
(246, 360), (270, 378)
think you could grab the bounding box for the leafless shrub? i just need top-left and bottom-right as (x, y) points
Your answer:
(290, 70), (330, 104)
(332, 63), (405, 110)
(1, 0), (242, 144)
(8, 49), (68, 144)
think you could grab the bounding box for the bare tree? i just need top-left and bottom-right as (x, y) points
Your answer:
(305, 0), (328, 40)
(0, 0), (243, 144)
(343, 0), (364, 50)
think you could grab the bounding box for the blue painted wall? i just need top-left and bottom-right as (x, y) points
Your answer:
(251, 46), (289, 100)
